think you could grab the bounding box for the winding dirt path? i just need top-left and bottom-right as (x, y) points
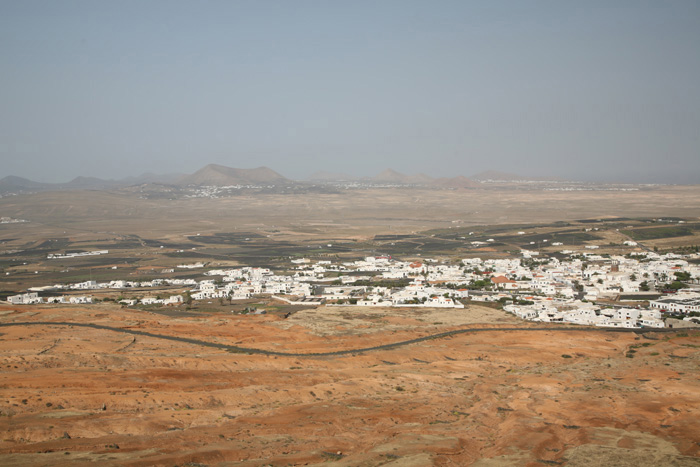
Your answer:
(0, 321), (678, 357)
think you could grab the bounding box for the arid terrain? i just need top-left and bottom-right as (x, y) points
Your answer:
(3, 185), (700, 239)
(2, 184), (700, 466)
(2, 184), (700, 293)
(4, 0), (700, 462)
(1, 302), (699, 466)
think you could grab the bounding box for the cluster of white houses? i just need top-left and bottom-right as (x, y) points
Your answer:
(0, 217), (27, 224)
(47, 250), (109, 259)
(650, 295), (700, 314)
(8, 292), (93, 305)
(5, 250), (700, 328)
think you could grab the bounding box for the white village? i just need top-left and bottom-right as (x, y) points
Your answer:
(6, 247), (700, 329)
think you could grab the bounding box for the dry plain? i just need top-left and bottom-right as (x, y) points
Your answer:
(2, 185), (700, 239)
(2, 184), (700, 466)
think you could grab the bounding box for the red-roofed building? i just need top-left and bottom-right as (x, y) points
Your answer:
(491, 275), (519, 290)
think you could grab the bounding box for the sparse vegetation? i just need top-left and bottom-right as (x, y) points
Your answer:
(1, 181), (700, 466)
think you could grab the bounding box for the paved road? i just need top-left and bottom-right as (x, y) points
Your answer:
(0, 321), (681, 358)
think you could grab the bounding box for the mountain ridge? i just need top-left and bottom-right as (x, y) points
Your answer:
(177, 164), (290, 186)
(0, 165), (590, 193)
(369, 169), (435, 185)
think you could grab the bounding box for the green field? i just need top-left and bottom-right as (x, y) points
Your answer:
(622, 225), (699, 240)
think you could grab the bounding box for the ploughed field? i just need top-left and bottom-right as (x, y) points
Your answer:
(1, 304), (699, 466)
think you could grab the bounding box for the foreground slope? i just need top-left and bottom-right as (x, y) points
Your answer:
(0, 304), (698, 466)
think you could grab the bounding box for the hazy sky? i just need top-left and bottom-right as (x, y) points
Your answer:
(1, 1), (699, 183)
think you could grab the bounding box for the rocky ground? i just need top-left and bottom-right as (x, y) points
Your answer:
(1, 303), (699, 466)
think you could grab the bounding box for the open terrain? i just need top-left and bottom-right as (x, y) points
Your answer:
(2, 184), (700, 465)
(2, 184), (700, 294)
(1, 304), (699, 466)
(3, 185), (700, 240)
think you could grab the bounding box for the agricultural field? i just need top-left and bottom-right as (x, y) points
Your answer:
(1, 184), (700, 294)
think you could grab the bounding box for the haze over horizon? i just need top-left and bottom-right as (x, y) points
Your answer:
(2, 1), (699, 184)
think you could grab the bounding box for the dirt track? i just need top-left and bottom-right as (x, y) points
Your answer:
(0, 320), (681, 357)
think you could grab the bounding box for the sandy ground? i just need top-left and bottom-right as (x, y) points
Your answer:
(1, 303), (699, 466)
(2, 185), (700, 240)
(271, 305), (521, 337)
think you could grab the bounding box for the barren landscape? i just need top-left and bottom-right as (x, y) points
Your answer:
(1, 302), (699, 466)
(2, 184), (700, 292)
(2, 184), (700, 466)
(5, 1), (700, 464)
(3, 185), (700, 239)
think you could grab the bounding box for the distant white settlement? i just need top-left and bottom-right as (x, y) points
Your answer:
(5, 250), (700, 329)
(0, 217), (28, 224)
(47, 250), (109, 259)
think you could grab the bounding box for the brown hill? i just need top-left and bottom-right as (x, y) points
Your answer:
(370, 169), (434, 185)
(0, 175), (125, 193)
(177, 164), (290, 186)
(0, 175), (54, 193)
